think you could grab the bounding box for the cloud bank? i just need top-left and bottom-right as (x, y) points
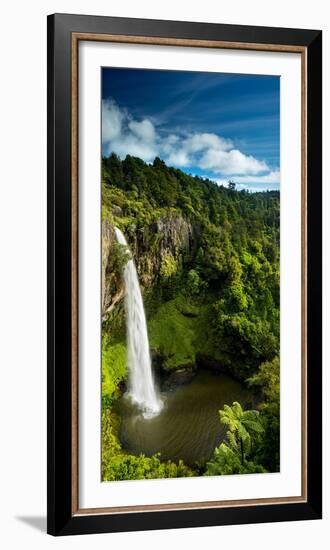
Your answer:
(102, 99), (279, 186)
(215, 170), (280, 188)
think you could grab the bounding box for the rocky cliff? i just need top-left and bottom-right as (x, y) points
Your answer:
(102, 219), (124, 321)
(102, 212), (199, 322)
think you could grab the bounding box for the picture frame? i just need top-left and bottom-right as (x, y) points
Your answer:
(47, 13), (322, 536)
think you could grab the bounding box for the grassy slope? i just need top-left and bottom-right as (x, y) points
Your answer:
(148, 294), (222, 371)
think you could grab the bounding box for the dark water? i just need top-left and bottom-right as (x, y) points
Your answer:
(115, 370), (253, 466)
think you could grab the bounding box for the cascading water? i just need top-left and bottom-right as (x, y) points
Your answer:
(114, 227), (162, 417)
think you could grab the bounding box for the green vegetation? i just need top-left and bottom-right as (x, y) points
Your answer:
(148, 296), (214, 370)
(205, 402), (266, 475)
(102, 341), (127, 407)
(248, 357), (280, 471)
(102, 408), (193, 481)
(101, 153), (280, 479)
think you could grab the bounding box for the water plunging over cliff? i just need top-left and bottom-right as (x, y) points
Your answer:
(114, 227), (162, 417)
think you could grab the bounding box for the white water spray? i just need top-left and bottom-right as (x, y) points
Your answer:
(115, 227), (162, 417)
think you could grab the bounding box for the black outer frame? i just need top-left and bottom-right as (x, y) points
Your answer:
(47, 13), (322, 536)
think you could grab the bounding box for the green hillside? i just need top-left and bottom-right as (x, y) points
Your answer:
(101, 153), (280, 479)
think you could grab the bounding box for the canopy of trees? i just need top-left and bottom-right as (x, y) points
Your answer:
(101, 153), (280, 478)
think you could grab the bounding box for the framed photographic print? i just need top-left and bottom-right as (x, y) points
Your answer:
(47, 13), (322, 536)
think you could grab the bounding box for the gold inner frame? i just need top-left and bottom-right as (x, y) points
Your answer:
(71, 32), (308, 516)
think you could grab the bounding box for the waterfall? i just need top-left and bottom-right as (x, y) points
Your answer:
(114, 227), (162, 417)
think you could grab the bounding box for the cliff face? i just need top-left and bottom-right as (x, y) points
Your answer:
(102, 219), (124, 321)
(135, 212), (198, 286)
(102, 219), (114, 313)
(101, 212), (199, 322)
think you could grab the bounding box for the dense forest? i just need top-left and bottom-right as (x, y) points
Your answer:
(101, 153), (280, 481)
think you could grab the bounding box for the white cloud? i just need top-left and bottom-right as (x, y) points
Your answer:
(182, 133), (233, 153)
(199, 148), (268, 175)
(102, 100), (158, 162)
(215, 171), (280, 190)
(166, 150), (191, 167)
(102, 100), (124, 142)
(102, 99), (276, 181)
(128, 119), (156, 142)
(231, 170), (280, 184)
(110, 135), (158, 162)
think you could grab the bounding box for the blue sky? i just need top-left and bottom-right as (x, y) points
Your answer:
(102, 68), (280, 191)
